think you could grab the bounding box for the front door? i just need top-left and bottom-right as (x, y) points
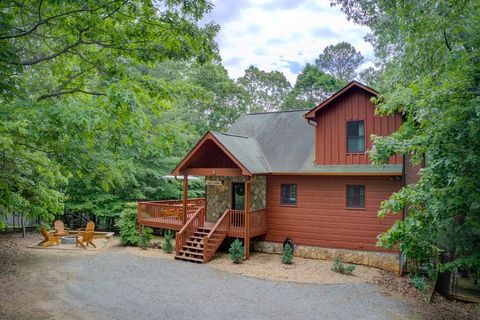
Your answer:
(232, 183), (245, 210)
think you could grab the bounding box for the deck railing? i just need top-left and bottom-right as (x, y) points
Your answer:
(228, 209), (245, 238)
(203, 209), (230, 262)
(137, 198), (205, 230)
(175, 207), (205, 256)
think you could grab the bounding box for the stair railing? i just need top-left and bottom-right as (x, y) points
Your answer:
(175, 207), (205, 256)
(203, 209), (230, 263)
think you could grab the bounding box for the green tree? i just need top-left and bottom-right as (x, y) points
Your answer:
(282, 64), (344, 110)
(332, 0), (480, 271)
(238, 65), (292, 112)
(152, 60), (249, 133)
(0, 1), (218, 224)
(315, 42), (364, 82)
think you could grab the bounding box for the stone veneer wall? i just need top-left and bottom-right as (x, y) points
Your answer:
(250, 176), (266, 211)
(206, 176), (266, 222)
(253, 241), (401, 274)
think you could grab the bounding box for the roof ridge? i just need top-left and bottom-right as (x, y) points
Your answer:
(244, 109), (311, 115)
(211, 131), (252, 139)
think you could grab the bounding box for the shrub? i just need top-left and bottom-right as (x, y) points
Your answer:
(332, 258), (356, 275)
(116, 203), (140, 246)
(34, 223), (52, 232)
(138, 227), (153, 250)
(409, 274), (429, 292)
(282, 243), (294, 264)
(228, 239), (245, 264)
(162, 230), (174, 253)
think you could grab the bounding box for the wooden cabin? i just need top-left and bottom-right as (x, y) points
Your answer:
(138, 81), (419, 268)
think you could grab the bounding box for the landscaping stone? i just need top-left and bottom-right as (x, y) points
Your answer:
(253, 240), (401, 274)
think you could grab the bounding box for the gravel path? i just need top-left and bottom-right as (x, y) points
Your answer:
(55, 249), (415, 320)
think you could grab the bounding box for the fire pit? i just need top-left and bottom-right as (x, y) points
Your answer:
(61, 235), (77, 245)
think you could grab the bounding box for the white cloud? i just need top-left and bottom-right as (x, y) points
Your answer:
(202, 0), (373, 84)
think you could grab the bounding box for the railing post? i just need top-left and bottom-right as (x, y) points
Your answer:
(203, 237), (209, 262)
(182, 175), (188, 225)
(244, 177), (251, 259)
(137, 203), (142, 234)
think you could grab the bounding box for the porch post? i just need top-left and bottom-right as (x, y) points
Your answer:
(137, 202), (142, 234)
(244, 176), (251, 259)
(182, 175), (188, 225)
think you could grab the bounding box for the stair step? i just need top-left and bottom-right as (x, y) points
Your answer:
(197, 228), (212, 232)
(190, 236), (205, 240)
(186, 240), (203, 245)
(183, 245), (204, 251)
(179, 250), (203, 257)
(194, 232), (208, 236)
(175, 256), (203, 263)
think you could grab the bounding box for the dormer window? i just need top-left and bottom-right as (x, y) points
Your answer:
(346, 121), (365, 153)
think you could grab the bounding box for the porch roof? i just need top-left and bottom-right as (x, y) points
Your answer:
(171, 131), (270, 176)
(210, 132), (271, 174)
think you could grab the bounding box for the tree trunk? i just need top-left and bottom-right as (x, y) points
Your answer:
(21, 214), (25, 238)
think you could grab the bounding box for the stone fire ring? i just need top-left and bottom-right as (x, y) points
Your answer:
(61, 235), (77, 245)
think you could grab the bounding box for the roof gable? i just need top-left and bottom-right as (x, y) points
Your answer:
(171, 131), (270, 176)
(304, 81), (378, 121)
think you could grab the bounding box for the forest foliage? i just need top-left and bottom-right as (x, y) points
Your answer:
(0, 1), (358, 229)
(332, 0), (480, 271)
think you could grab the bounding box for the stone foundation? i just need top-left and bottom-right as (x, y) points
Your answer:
(253, 241), (401, 274)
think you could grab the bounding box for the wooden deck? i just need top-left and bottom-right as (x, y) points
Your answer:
(137, 199), (267, 238)
(137, 199), (267, 263)
(137, 198), (205, 231)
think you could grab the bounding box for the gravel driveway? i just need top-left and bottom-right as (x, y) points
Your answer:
(51, 249), (416, 320)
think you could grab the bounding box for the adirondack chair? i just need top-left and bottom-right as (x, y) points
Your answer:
(76, 221), (96, 249)
(53, 220), (69, 237)
(39, 227), (58, 247)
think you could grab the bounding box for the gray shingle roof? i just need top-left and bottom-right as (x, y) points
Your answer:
(225, 110), (402, 175)
(210, 131), (270, 174)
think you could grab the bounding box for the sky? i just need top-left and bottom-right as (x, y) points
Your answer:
(201, 0), (374, 84)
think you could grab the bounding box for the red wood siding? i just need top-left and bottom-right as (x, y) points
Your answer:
(315, 87), (403, 165)
(264, 175), (402, 252)
(405, 154), (422, 185)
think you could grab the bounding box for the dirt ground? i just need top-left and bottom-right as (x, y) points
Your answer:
(1, 232), (479, 320)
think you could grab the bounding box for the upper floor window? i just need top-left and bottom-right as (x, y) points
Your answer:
(346, 185), (365, 208)
(280, 184), (297, 205)
(346, 121), (365, 153)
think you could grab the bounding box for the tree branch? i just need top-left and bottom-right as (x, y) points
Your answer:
(37, 88), (106, 101)
(0, 1), (117, 40)
(443, 29), (452, 51)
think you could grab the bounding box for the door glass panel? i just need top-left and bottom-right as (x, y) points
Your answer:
(233, 183), (245, 210)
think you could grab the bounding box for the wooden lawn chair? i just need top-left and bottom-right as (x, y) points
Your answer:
(54, 220), (69, 237)
(39, 227), (58, 247)
(76, 221), (96, 249)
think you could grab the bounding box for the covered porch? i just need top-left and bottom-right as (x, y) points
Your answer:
(137, 131), (269, 262)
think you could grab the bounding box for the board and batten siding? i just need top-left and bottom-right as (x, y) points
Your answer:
(315, 87), (403, 165)
(264, 175), (402, 252)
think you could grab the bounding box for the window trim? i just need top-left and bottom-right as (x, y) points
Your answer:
(346, 120), (366, 154)
(280, 183), (297, 206)
(346, 184), (366, 210)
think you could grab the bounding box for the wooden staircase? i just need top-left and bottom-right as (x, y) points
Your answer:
(175, 226), (211, 263)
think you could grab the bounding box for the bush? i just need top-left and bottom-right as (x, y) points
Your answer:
(138, 227), (153, 250)
(409, 274), (429, 292)
(33, 223), (52, 232)
(332, 258), (356, 275)
(116, 203), (140, 246)
(228, 239), (245, 264)
(162, 230), (174, 253)
(282, 243), (294, 264)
